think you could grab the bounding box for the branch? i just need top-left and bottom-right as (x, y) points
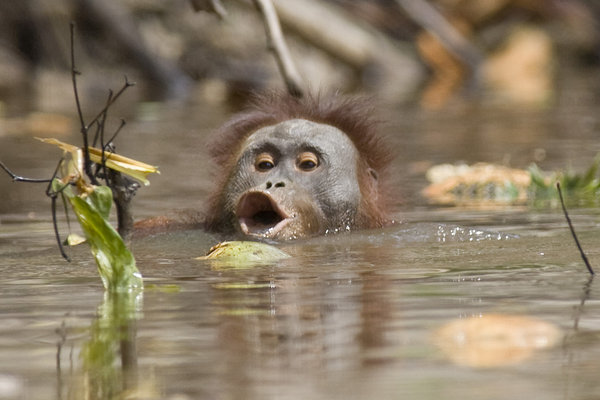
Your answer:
(92, 89), (113, 148)
(86, 77), (135, 131)
(189, 0), (227, 19)
(0, 161), (52, 183)
(395, 0), (482, 70)
(46, 158), (72, 262)
(50, 195), (71, 261)
(252, 0), (304, 98)
(70, 22), (97, 185)
(70, 23), (139, 240)
(557, 182), (595, 275)
(105, 119), (127, 147)
(108, 170), (140, 243)
(70, 22), (85, 132)
(0, 156), (72, 261)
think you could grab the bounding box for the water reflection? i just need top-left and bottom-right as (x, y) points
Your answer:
(209, 262), (398, 371)
(56, 291), (147, 400)
(433, 313), (562, 367)
(0, 216), (599, 399)
(2, 98), (600, 399)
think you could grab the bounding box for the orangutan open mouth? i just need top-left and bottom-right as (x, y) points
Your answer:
(236, 191), (291, 236)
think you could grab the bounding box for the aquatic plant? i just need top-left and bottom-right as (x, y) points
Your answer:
(423, 157), (600, 207)
(0, 24), (159, 292)
(529, 156), (600, 207)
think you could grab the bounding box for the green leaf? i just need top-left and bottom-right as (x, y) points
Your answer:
(56, 180), (142, 292)
(528, 157), (600, 207)
(87, 185), (113, 220)
(70, 195), (142, 291)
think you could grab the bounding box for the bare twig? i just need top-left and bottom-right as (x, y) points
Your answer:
(252, 0), (304, 98)
(92, 90), (114, 184)
(1, 155), (72, 261)
(59, 187), (73, 242)
(45, 158), (71, 262)
(2, 23), (142, 258)
(0, 161), (53, 183)
(86, 77), (135, 131)
(70, 23), (85, 131)
(95, 118), (126, 189)
(71, 23), (135, 186)
(92, 119), (103, 149)
(557, 182), (595, 275)
(105, 119), (127, 149)
(50, 196), (70, 261)
(70, 22), (97, 185)
(92, 89), (113, 148)
(70, 24), (138, 239)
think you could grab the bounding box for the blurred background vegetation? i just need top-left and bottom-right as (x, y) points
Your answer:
(0, 0), (598, 119)
(2, 0), (600, 212)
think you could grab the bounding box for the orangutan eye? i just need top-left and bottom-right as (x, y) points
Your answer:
(297, 152), (319, 171)
(255, 153), (275, 171)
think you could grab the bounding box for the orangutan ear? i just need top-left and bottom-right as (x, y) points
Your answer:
(368, 167), (378, 182)
(361, 166), (380, 203)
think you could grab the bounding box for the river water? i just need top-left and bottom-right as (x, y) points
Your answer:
(1, 97), (600, 399)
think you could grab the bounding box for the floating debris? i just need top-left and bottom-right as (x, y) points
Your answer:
(196, 241), (290, 269)
(424, 163), (530, 205)
(433, 314), (562, 368)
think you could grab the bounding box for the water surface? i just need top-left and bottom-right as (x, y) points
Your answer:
(1, 101), (600, 399)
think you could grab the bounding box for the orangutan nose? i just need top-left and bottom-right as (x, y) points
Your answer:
(265, 181), (286, 189)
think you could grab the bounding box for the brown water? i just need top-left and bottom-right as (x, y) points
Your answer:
(1, 100), (600, 399)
